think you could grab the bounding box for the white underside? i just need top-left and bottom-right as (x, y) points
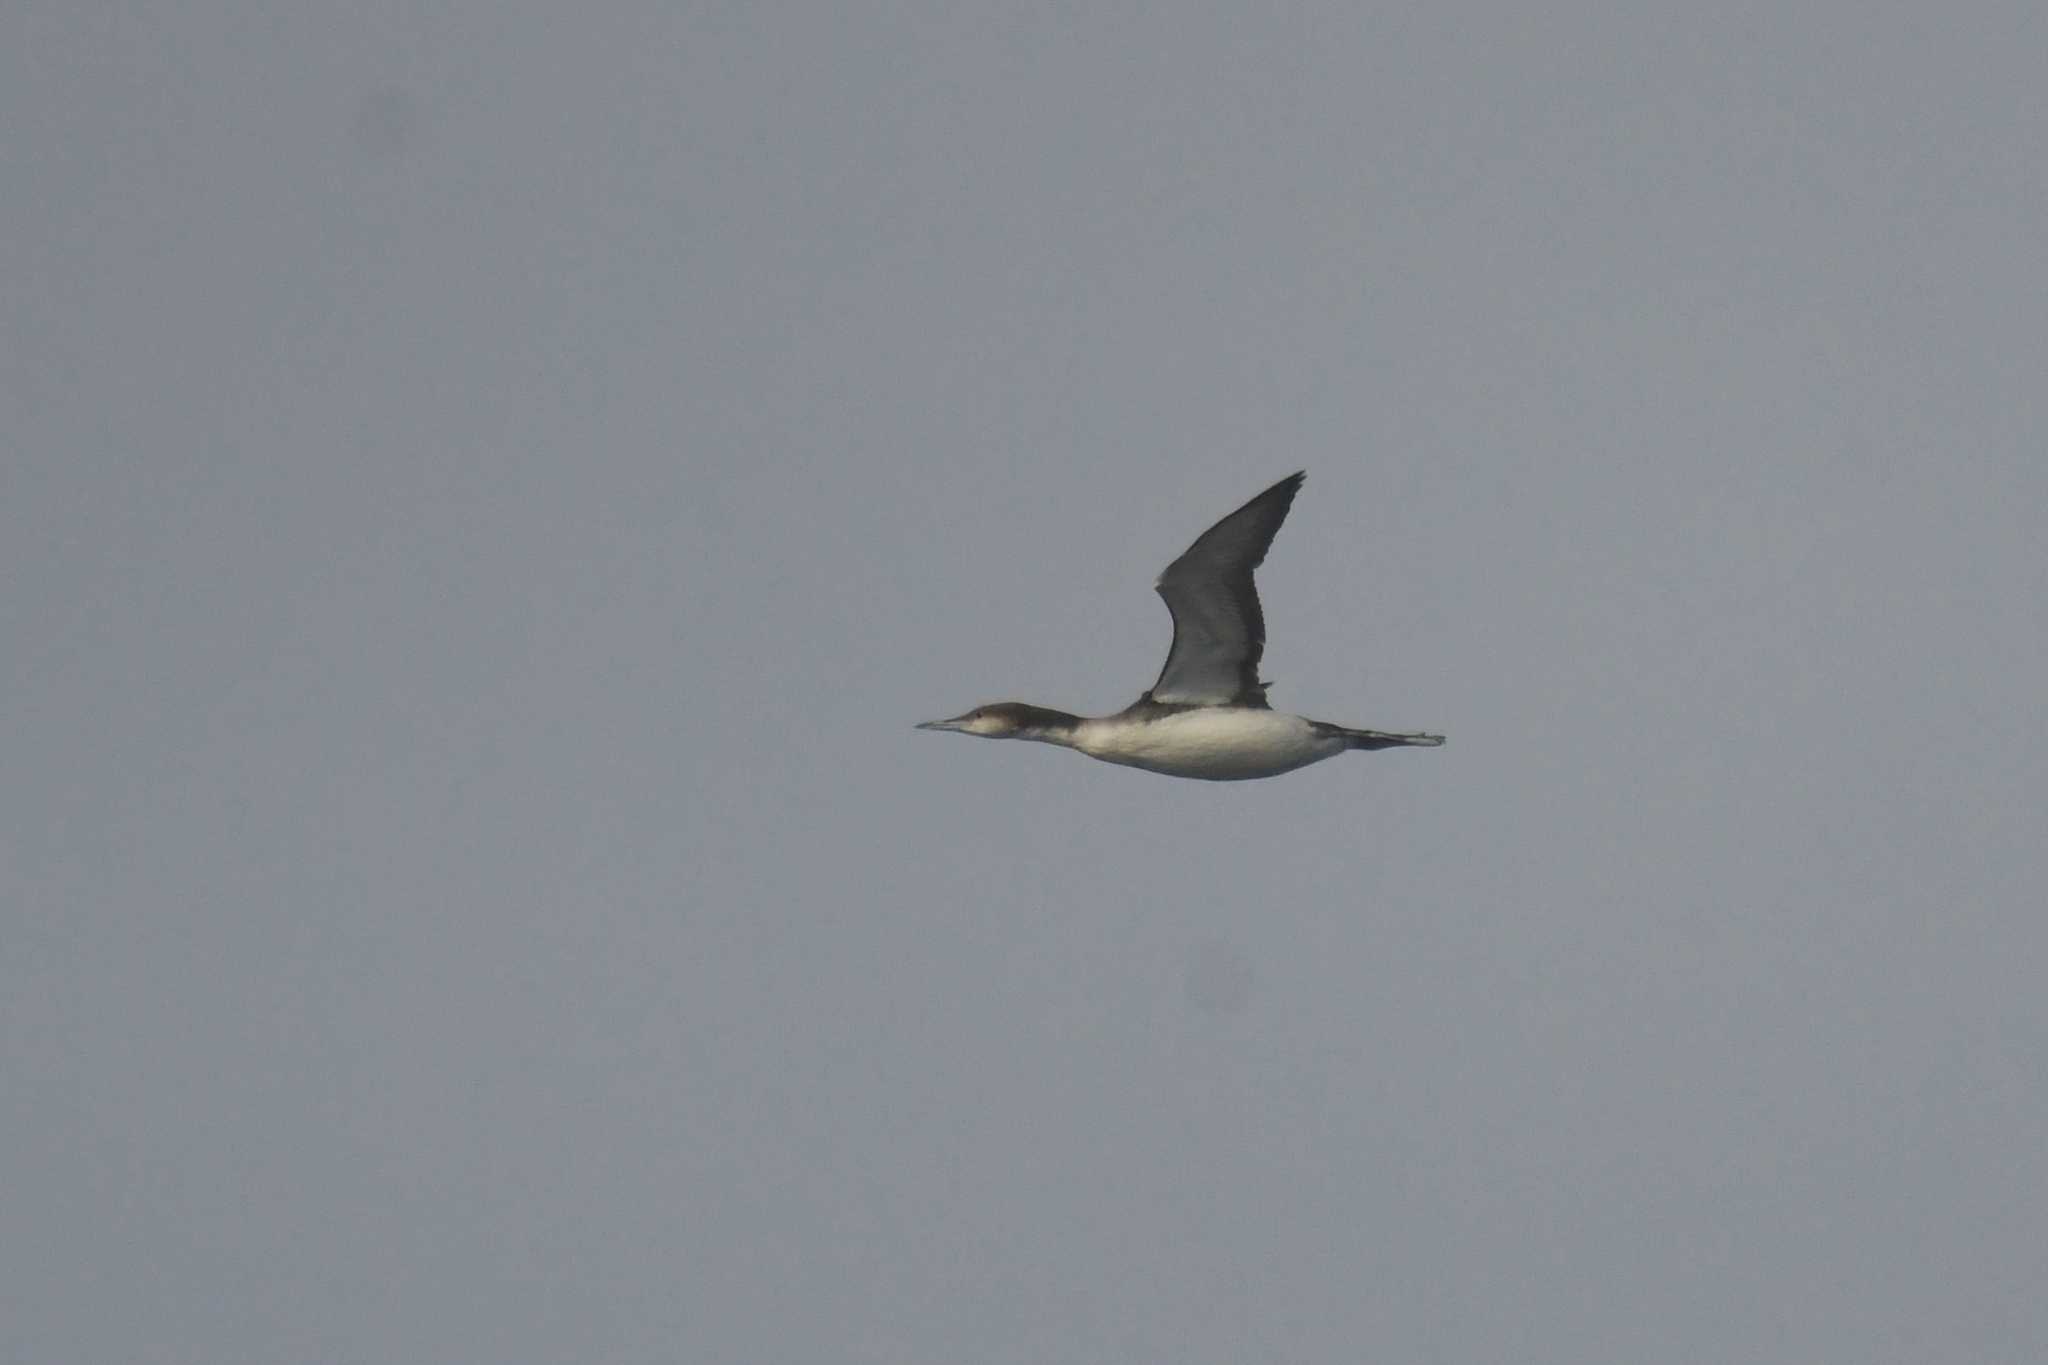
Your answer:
(1069, 710), (1345, 781)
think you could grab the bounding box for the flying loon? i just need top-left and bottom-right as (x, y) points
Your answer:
(918, 471), (1444, 781)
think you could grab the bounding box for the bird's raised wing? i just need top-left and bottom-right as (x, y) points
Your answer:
(1147, 472), (1304, 707)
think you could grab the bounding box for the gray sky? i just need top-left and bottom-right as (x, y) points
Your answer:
(6, 3), (2045, 1361)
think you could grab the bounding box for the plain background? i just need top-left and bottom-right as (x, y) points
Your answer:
(6, 4), (2045, 1361)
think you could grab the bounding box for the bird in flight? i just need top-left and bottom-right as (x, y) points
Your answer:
(918, 472), (1443, 781)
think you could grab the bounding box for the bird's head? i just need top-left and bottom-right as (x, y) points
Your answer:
(915, 702), (1073, 741)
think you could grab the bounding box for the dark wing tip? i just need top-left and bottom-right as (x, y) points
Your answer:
(1244, 472), (1307, 530)
(1171, 471), (1307, 576)
(1226, 470), (1305, 570)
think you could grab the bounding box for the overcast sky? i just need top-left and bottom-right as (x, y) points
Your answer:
(6, 3), (2045, 1362)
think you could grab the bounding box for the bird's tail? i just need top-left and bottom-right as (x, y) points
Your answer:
(1327, 725), (1445, 751)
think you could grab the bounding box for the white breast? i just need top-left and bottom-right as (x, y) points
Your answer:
(1073, 710), (1345, 781)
